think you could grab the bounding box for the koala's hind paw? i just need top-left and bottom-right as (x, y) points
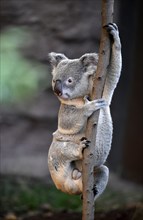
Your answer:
(72, 168), (82, 180)
(92, 184), (98, 197)
(80, 137), (91, 148)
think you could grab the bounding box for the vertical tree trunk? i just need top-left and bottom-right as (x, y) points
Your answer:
(82, 1), (114, 219)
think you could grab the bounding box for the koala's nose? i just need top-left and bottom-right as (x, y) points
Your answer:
(54, 80), (62, 96)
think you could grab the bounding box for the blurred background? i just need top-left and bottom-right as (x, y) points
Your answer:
(0, 0), (143, 219)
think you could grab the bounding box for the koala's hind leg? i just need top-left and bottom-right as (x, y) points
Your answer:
(72, 137), (90, 180)
(93, 165), (109, 200)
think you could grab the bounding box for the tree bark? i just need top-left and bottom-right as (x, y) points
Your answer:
(82, 1), (114, 220)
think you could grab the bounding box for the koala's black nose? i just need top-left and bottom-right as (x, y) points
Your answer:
(54, 80), (62, 96)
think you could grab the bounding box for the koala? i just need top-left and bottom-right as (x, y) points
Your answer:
(48, 23), (122, 200)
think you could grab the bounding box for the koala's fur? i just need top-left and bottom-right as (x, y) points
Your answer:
(48, 23), (122, 199)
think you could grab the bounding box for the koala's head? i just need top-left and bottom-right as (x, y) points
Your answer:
(48, 52), (98, 100)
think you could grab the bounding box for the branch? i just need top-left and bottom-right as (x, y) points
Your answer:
(82, 0), (114, 220)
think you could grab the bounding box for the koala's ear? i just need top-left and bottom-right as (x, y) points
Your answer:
(80, 53), (99, 67)
(80, 53), (99, 75)
(48, 52), (68, 67)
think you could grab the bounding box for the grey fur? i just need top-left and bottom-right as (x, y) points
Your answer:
(48, 23), (122, 198)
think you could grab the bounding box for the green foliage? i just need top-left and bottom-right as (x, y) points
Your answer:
(0, 28), (48, 103)
(0, 176), (82, 213)
(1, 176), (143, 214)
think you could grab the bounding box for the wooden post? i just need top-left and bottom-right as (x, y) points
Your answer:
(82, 0), (114, 219)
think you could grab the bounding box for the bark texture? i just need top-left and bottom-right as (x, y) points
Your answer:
(82, 1), (114, 219)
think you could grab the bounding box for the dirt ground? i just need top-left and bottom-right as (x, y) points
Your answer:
(23, 207), (143, 220)
(2, 205), (143, 220)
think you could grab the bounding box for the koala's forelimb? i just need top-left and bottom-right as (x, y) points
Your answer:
(83, 98), (107, 117)
(88, 24), (122, 200)
(102, 23), (122, 105)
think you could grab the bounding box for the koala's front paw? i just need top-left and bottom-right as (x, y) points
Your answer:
(104, 23), (118, 37)
(104, 23), (121, 48)
(93, 98), (107, 110)
(84, 98), (107, 117)
(80, 137), (91, 148)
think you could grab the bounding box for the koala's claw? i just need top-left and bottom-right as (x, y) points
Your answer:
(104, 23), (119, 43)
(80, 137), (87, 141)
(96, 98), (106, 104)
(104, 22), (118, 31)
(85, 140), (91, 148)
(92, 184), (98, 197)
(94, 99), (107, 108)
(110, 23), (118, 30)
(80, 137), (91, 148)
(84, 95), (90, 104)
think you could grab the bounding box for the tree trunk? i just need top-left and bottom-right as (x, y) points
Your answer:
(82, 1), (114, 219)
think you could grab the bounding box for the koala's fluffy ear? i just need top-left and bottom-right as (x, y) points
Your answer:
(48, 52), (67, 67)
(80, 53), (98, 75)
(80, 53), (99, 67)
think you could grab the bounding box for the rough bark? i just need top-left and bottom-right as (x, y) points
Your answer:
(82, 0), (114, 219)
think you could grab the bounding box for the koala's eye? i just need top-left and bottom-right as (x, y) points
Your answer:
(52, 79), (56, 83)
(67, 78), (73, 84)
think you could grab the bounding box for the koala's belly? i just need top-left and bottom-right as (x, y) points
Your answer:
(58, 104), (86, 134)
